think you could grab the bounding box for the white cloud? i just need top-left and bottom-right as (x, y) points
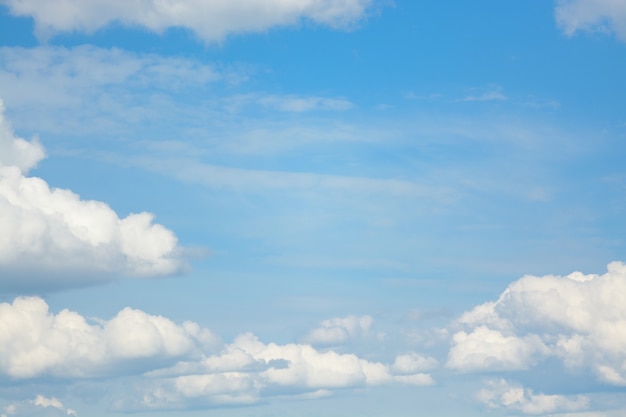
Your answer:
(0, 101), (186, 290)
(0, 45), (220, 94)
(0, 296), (219, 379)
(477, 379), (589, 415)
(0, 46), (356, 146)
(0, 295), (433, 411)
(391, 352), (439, 374)
(447, 326), (548, 372)
(303, 315), (373, 345)
(130, 332), (433, 410)
(0, 0), (373, 42)
(133, 156), (449, 199)
(459, 89), (507, 102)
(0, 102), (45, 173)
(221, 93), (354, 114)
(1, 395), (77, 417)
(257, 95), (354, 112)
(0, 46), (229, 137)
(556, 0), (626, 41)
(447, 261), (626, 385)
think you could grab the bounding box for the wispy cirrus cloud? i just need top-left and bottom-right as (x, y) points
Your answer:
(556, 0), (626, 41)
(456, 86), (508, 103)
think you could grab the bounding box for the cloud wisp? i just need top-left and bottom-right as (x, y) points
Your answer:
(303, 315), (373, 346)
(556, 0), (626, 41)
(0, 100), (186, 291)
(477, 379), (589, 415)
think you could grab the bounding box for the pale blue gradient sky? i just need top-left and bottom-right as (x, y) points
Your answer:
(1, 1), (626, 416)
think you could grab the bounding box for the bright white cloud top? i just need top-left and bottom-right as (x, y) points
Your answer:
(0, 103), (184, 290)
(449, 261), (626, 386)
(0, 296), (218, 379)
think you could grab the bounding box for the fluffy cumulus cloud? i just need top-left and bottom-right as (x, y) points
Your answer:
(0, 296), (219, 379)
(0, 0), (373, 42)
(0, 296), (433, 411)
(556, 0), (626, 41)
(477, 379), (589, 415)
(1, 395), (77, 417)
(303, 315), (373, 345)
(447, 326), (548, 372)
(447, 261), (626, 386)
(126, 332), (434, 410)
(0, 101), (185, 290)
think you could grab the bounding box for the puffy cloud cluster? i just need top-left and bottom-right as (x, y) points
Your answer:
(447, 261), (626, 386)
(0, 0), (373, 42)
(0, 296), (434, 410)
(303, 315), (373, 345)
(0, 296), (219, 378)
(556, 0), (626, 41)
(131, 332), (434, 410)
(0, 101), (185, 290)
(2, 395), (77, 417)
(477, 379), (589, 415)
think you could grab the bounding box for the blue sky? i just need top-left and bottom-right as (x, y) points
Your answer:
(1, 1), (626, 416)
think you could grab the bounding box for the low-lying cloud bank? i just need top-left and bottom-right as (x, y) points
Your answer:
(3, 261), (626, 413)
(0, 100), (186, 291)
(0, 298), (434, 411)
(127, 332), (433, 411)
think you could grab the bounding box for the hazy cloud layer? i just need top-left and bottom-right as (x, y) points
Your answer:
(0, 0), (373, 42)
(447, 261), (626, 386)
(556, 0), (626, 41)
(0, 46), (359, 142)
(0, 101), (185, 290)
